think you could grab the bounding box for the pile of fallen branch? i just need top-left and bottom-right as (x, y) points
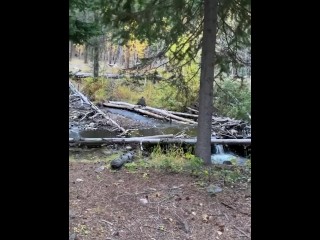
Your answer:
(103, 101), (251, 139)
(103, 101), (197, 125)
(69, 81), (127, 134)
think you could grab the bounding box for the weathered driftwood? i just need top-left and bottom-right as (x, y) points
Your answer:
(144, 106), (197, 124)
(187, 107), (199, 114)
(69, 137), (251, 145)
(69, 81), (91, 105)
(107, 101), (136, 108)
(107, 101), (197, 125)
(102, 102), (134, 110)
(103, 102), (193, 125)
(167, 111), (199, 119)
(103, 102), (166, 120)
(69, 81), (126, 133)
(130, 134), (174, 139)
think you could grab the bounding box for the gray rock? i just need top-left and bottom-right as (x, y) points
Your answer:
(102, 150), (113, 155)
(206, 184), (223, 195)
(111, 152), (134, 169)
(95, 166), (105, 173)
(69, 210), (76, 219)
(69, 233), (76, 240)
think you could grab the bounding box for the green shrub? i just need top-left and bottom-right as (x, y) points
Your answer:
(214, 78), (251, 121)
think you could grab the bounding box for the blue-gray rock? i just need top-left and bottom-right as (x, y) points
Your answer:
(206, 184), (223, 195)
(95, 166), (105, 173)
(69, 233), (76, 240)
(111, 152), (134, 169)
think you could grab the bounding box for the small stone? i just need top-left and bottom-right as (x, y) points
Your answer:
(202, 214), (209, 222)
(69, 210), (76, 219)
(206, 184), (223, 195)
(191, 212), (196, 216)
(95, 166), (105, 173)
(102, 150), (112, 156)
(69, 233), (76, 240)
(139, 198), (148, 204)
(217, 231), (223, 235)
(223, 161), (233, 165)
(76, 178), (83, 182)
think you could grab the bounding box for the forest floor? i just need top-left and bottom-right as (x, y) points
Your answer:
(69, 148), (251, 240)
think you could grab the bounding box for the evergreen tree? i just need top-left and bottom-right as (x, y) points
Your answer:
(95, 0), (251, 163)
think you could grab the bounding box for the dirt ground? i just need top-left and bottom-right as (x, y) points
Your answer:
(69, 148), (251, 240)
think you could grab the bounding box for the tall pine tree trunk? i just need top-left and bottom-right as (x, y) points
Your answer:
(119, 46), (125, 66)
(92, 12), (100, 75)
(84, 44), (88, 64)
(109, 45), (113, 64)
(114, 45), (120, 64)
(195, 0), (218, 165)
(93, 42), (99, 78)
(125, 45), (130, 69)
(69, 41), (73, 61)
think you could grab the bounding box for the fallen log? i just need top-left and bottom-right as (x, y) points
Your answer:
(144, 106), (197, 124)
(69, 137), (251, 145)
(111, 151), (134, 169)
(130, 134), (174, 138)
(103, 102), (193, 125)
(69, 81), (91, 105)
(108, 101), (136, 108)
(103, 102), (134, 110)
(167, 111), (198, 119)
(187, 107), (199, 114)
(103, 102), (166, 120)
(107, 101), (197, 125)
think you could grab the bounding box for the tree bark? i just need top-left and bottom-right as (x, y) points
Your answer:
(114, 45), (120, 64)
(195, 0), (218, 164)
(108, 44), (113, 64)
(69, 41), (73, 61)
(121, 47), (125, 67)
(125, 44), (130, 69)
(93, 42), (99, 78)
(84, 44), (88, 64)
